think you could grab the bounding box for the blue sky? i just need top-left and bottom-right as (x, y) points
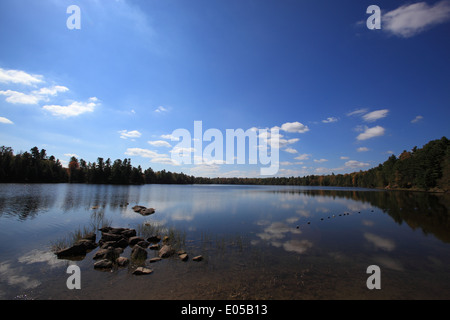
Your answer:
(0, 0), (449, 177)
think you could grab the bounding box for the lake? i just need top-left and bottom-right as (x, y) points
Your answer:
(0, 183), (449, 300)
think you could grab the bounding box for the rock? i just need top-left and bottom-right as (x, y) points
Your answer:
(76, 239), (97, 250)
(147, 235), (161, 243)
(140, 208), (155, 215)
(128, 236), (145, 246)
(179, 253), (188, 261)
(93, 247), (122, 261)
(162, 236), (170, 244)
(94, 259), (113, 269)
(192, 255), (203, 262)
(149, 244), (160, 250)
(56, 242), (89, 259)
(121, 229), (137, 238)
(116, 256), (129, 267)
(149, 257), (162, 263)
(133, 267), (153, 275)
(136, 240), (150, 248)
(158, 245), (175, 258)
(132, 205), (146, 213)
(109, 227), (127, 235)
(131, 245), (147, 260)
(100, 238), (128, 249)
(101, 232), (123, 242)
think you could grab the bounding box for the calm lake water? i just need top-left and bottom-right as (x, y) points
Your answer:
(0, 183), (449, 300)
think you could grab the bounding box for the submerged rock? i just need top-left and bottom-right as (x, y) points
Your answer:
(131, 205), (155, 216)
(192, 255), (203, 262)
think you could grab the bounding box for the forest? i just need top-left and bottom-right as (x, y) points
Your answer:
(0, 136), (449, 192)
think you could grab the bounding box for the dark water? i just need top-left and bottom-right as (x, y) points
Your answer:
(0, 183), (449, 300)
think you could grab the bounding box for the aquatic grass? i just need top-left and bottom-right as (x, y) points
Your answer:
(50, 211), (112, 252)
(138, 221), (186, 252)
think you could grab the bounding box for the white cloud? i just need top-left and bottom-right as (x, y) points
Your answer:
(363, 109), (389, 122)
(345, 160), (370, 168)
(295, 153), (310, 161)
(155, 106), (168, 113)
(347, 108), (368, 116)
(148, 140), (172, 147)
(322, 117), (338, 123)
(340, 156), (350, 160)
(0, 85), (69, 104)
(0, 90), (42, 104)
(64, 153), (79, 158)
(356, 126), (385, 141)
(357, 147), (369, 152)
(0, 67), (43, 85)
(42, 97), (98, 118)
(150, 157), (180, 166)
(35, 85), (69, 96)
(411, 115), (423, 123)
(284, 148), (298, 154)
(383, 1), (450, 38)
(170, 146), (195, 154)
(125, 147), (166, 159)
(0, 116), (13, 124)
(280, 121), (310, 133)
(161, 134), (180, 141)
(119, 130), (142, 139)
(364, 233), (396, 251)
(313, 159), (328, 163)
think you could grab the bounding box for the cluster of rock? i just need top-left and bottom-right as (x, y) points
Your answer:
(132, 205), (155, 216)
(54, 226), (203, 276)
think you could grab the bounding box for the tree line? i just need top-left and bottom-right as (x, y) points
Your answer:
(1, 136), (448, 191)
(198, 137), (450, 191)
(0, 147), (195, 185)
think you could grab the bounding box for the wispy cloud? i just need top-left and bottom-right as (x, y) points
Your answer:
(357, 147), (369, 152)
(284, 148), (298, 154)
(357, 125), (385, 141)
(383, 1), (450, 38)
(347, 108), (368, 117)
(161, 134), (180, 141)
(362, 109), (389, 122)
(0, 116), (13, 124)
(411, 115), (423, 123)
(295, 153), (310, 161)
(345, 160), (370, 168)
(148, 140), (172, 147)
(119, 129), (142, 139)
(155, 106), (168, 113)
(322, 117), (338, 123)
(0, 86), (69, 104)
(125, 147), (179, 166)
